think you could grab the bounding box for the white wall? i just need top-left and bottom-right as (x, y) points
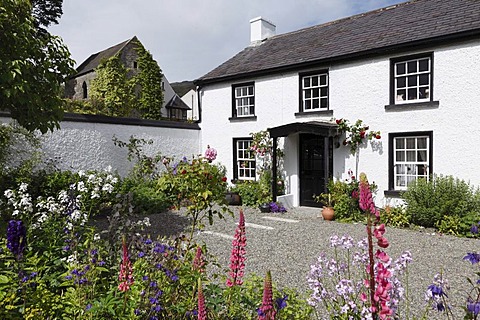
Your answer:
(200, 39), (480, 206)
(1, 116), (201, 177)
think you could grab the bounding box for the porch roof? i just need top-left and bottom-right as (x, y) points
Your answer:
(268, 121), (339, 138)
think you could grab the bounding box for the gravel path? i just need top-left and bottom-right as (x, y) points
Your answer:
(144, 206), (480, 319)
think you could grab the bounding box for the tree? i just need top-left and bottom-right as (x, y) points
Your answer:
(89, 55), (135, 117)
(0, 0), (75, 133)
(134, 43), (164, 120)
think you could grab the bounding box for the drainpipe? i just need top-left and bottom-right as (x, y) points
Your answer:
(195, 85), (202, 123)
(272, 137), (278, 202)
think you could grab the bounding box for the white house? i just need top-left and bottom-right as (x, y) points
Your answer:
(195, 0), (480, 208)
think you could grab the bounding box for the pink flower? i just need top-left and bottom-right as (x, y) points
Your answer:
(193, 246), (205, 273)
(258, 271), (276, 320)
(359, 173), (379, 219)
(197, 278), (207, 320)
(204, 145), (217, 161)
(226, 210), (246, 287)
(118, 238), (134, 292)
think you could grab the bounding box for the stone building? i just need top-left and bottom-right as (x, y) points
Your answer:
(65, 36), (188, 120)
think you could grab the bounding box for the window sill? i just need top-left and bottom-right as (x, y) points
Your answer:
(229, 116), (257, 122)
(385, 100), (439, 111)
(295, 110), (333, 117)
(383, 190), (404, 198)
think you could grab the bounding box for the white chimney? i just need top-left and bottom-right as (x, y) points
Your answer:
(249, 17), (276, 44)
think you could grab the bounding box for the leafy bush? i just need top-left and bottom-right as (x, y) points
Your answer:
(230, 181), (264, 207)
(402, 175), (480, 234)
(380, 205), (411, 228)
(119, 177), (170, 214)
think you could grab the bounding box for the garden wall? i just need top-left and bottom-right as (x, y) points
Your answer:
(0, 113), (201, 176)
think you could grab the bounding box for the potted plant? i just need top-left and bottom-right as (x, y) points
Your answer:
(314, 193), (335, 221)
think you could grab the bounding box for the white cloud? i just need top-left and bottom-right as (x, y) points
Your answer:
(50, 0), (403, 82)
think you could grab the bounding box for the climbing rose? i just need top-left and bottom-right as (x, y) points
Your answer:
(204, 145), (217, 161)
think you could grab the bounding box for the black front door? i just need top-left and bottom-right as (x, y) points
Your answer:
(299, 134), (332, 207)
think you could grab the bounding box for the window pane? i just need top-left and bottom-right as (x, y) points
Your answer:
(248, 86), (253, 95)
(303, 78), (310, 88)
(396, 89), (406, 101)
(406, 176), (416, 186)
(236, 88), (241, 97)
(417, 137), (427, 148)
(320, 87), (328, 97)
(406, 138), (415, 149)
(320, 75), (327, 86)
(396, 151), (405, 162)
(407, 88), (417, 100)
(320, 98), (327, 108)
(305, 100), (311, 110)
(419, 87), (429, 99)
(417, 150), (427, 161)
(419, 59), (429, 72)
(407, 61), (417, 73)
(396, 164), (406, 174)
(312, 89), (319, 98)
(396, 175), (406, 187)
(395, 138), (405, 149)
(408, 75), (417, 86)
(312, 76), (318, 87)
(417, 164), (427, 176)
(397, 77), (406, 88)
(419, 74), (429, 85)
(407, 151), (416, 161)
(313, 99), (319, 109)
(305, 90), (311, 99)
(396, 63), (406, 75)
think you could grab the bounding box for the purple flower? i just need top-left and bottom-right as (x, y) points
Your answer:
(144, 239), (152, 245)
(149, 297), (158, 304)
(138, 251), (145, 258)
(134, 309), (141, 316)
(428, 284), (447, 298)
(471, 224), (479, 234)
(464, 253), (480, 264)
(7, 220), (27, 259)
(275, 294), (288, 310)
(86, 303), (92, 310)
(467, 300), (480, 315)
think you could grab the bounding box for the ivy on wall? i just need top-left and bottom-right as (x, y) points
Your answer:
(66, 41), (165, 120)
(133, 41), (164, 120)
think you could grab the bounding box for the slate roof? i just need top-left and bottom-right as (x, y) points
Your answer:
(74, 36), (138, 77)
(197, 0), (480, 84)
(165, 95), (191, 110)
(171, 81), (196, 97)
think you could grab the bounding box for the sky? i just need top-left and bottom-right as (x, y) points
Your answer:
(49, 0), (405, 83)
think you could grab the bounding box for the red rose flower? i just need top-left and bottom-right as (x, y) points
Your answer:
(222, 177), (227, 182)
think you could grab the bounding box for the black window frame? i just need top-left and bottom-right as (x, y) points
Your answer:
(299, 70), (329, 113)
(390, 53), (434, 105)
(387, 131), (433, 194)
(231, 82), (255, 118)
(232, 137), (256, 181)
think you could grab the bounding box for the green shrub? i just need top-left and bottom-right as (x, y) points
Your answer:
(230, 181), (264, 207)
(380, 205), (411, 228)
(120, 177), (170, 214)
(402, 175), (480, 234)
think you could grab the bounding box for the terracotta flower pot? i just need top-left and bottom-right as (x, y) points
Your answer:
(321, 206), (335, 221)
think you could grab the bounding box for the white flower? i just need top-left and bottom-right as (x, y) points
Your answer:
(19, 183), (28, 192)
(105, 165), (112, 173)
(78, 170), (85, 177)
(94, 233), (100, 241)
(102, 183), (114, 193)
(4, 189), (14, 199)
(76, 181), (87, 193)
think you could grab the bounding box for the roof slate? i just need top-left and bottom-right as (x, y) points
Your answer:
(197, 0), (480, 84)
(75, 36), (137, 76)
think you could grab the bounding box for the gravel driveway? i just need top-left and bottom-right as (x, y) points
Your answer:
(145, 206), (480, 319)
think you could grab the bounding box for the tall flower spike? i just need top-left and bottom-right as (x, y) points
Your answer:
(6, 220), (27, 260)
(197, 278), (207, 320)
(226, 210), (246, 287)
(359, 173), (379, 219)
(118, 237), (134, 292)
(193, 246), (205, 273)
(258, 270), (276, 320)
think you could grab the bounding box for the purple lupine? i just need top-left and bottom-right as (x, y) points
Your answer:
(226, 210), (246, 287)
(7, 220), (27, 259)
